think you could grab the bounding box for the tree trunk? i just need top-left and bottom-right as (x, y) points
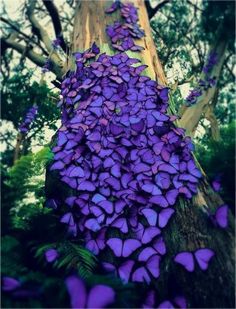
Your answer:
(179, 38), (227, 137)
(46, 1), (234, 307)
(13, 133), (24, 163)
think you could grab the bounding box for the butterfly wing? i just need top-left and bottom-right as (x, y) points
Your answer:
(142, 227), (161, 244)
(102, 262), (117, 275)
(118, 260), (135, 283)
(138, 247), (157, 262)
(132, 267), (151, 284)
(215, 205), (228, 228)
(153, 237), (166, 255)
(60, 212), (74, 226)
(123, 239), (141, 257)
(149, 195), (169, 208)
(112, 217), (128, 233)
(85, 218), (101, 232)
(86, 239), (99, 256)
(173, 296), (187, 309)
(65, 276), (87, 308)
(158, 208), (175, 228)
(141, 208), (158, 226)
(166, 189), (179, 206)
(174, 252), (195, 272)
(87, 285), (115, 308)
(146, 254), (161, 278)
(187, 159), (202, 178)
(212, 179), (221, 192)
(158, 300), (175, 309)
(107, 238), (123, 257)
(143, 290), (156, 308)
(98, 200), (114, 214)
(194, 248), (215, 271)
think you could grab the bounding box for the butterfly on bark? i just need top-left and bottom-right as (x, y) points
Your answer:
(174, 248), (215, 272)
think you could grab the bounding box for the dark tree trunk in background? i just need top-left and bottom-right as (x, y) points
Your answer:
(13, 133), (24, 163)
(46, 1), (235, 307)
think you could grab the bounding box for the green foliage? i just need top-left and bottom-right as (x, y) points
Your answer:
(34, 242), (97, 279)
(2, 69), (59, 129)
(1, 68), (60, 154)
(1, 236), (27, 277)
(7, 147), (53, 203)
(196, 122), (235, 208)
(151, 0), (235, 134)
(201, 0), (235, 47)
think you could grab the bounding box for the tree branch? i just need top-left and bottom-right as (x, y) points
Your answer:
(186, 0), (204, 12)
(179, 40), (228, 136)
(0, 16), (49, 56)
(204, 90), (221, 141)
(145, 0), (171, 19)
(42, 0), (67, 52)
(26, 0), (53, 53)
(1, 37), (45, 67)
(1, 37), (64, 79)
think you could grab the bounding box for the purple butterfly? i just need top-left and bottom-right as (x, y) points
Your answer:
(107, 238), (141, 257)
(45, 248), (59, 263)
(132, 254), (161, 283)
(134, 223), (161, 244)
(158, 208), (175, 228)
(2, 277), (21, 291)
(149, 190), (178, 208)
(138, 238), (166, 262)
(187, 160), (202, 178)
(45, 198), (58, 209)
(112, 217), (129, 233)
(140, 208), (158, 226)
(174, 248), (215, 272)
(85, 218), (101, 232)
(210, 204), (229, 228)
(211, 175), (222, 192)
(85, 228), (106, 255)
(142, 290), (156, 308)
(103, 260), (135, 283)
(65, 275), (115, 308)
(142, 183), (162, 195)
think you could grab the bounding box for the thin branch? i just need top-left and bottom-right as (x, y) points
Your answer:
(1, 37), (45, 67)
(186, 0), (204, 12)
(225, 63), (235, 80)
(0, 17), (49, 56)
(26, 0), (53, 53)
(42, 0), (67, 52)
(145, 0), (171, 19)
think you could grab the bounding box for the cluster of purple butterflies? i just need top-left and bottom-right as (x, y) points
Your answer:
(18, 104), (38, 134)
(105, 0), (144, 52)
(49, 39), (205, 285)
(186, 51), (217, 106)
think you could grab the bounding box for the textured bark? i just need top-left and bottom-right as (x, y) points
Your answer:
(71, 0), (166, 84)
(46, 1), (235, 307)
(13, 133), (24, 163)
(204, 88), (221, 141)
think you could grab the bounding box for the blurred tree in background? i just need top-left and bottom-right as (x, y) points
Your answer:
(1, 0), (235, 308)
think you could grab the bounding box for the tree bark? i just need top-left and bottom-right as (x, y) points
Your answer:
(179, 38), (227, 137)
(13, 133), (24, 163)
(46, 1), (235, 307)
